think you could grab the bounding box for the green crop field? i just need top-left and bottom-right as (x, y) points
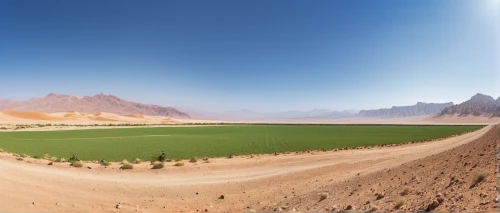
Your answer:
(0, 125), (483, 162)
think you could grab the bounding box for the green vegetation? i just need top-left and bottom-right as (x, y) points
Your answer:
(99, 160), (110, 166)
(0, 125), (483, 162)
(120, 163), (133, 170)
(152, 162), (164, 169)
(133, 158), (142, 164)
(70, 161), (83, 167)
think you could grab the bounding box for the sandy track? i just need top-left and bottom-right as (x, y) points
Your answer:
(0, 126), (492, 212)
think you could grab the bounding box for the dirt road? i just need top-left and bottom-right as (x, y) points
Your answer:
(0, 126), (492, 212)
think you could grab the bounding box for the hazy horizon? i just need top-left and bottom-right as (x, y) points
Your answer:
(1, 0), (499, 112)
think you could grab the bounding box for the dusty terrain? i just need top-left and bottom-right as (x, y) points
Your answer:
(0, 125), (497, 212)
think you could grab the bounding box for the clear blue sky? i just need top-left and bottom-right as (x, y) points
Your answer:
(0, 0), (498, 112)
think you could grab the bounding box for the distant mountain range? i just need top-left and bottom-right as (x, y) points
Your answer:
(0, 93), (190, 118)
(1, 92), (499, 121)
(358, 102), (454, 117)
(439, 93), (500, 117)
(178, 107), (358, 120)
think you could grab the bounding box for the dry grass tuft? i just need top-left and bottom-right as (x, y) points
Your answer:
(120, 163), (133, 170)
(471, 172), (487, 188)
(133, 158), (142, 164)
(71, 161), (83, 168)
(174, 162), (184, 166)
(152, 162), (164, 169)
(400, 187), (410, 196)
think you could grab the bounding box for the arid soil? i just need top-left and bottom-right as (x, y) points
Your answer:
(268, 125), (500, 212)
(0, 125), (496, 212)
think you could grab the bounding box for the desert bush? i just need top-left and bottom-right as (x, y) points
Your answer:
(228, 154), (234, 159)
(16, 157), (23, 161)
(71, 161), (83, 167)
(33, 155), (40, 159)
(55, 157), (66, 162)
(152, 162), (164, 169)
(0, 147), (4, 152)
(133, 158), (142, 164)
(121, 159), (130, 165)
(68, 154), (80, 162)
(120, 163), (133, 170)
(99, 160), (110, 166)
(471, 172), (487, 188)
(395, 200), (405, 209)
(50, 157), (58, 162)
(157, 151), (166, 162)
(20, 153), (28, 158)
(174, 162), (184, 166)
(189, 157), (198, 163)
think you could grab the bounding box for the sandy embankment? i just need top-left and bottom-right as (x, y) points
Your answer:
(0, 125), (495, 212)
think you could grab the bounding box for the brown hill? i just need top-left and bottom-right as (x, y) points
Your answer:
(0, 93), (190, 118)
(358, 102), (453, 117)
(439, 93), (500, 117)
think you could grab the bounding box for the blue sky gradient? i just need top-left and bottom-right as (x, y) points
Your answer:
(1, 0), (498, 112)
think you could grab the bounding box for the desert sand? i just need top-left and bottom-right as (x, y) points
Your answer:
(0, 125), (496, 212)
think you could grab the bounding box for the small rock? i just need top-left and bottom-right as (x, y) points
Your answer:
(344, 205), (353, 210)
(494, 197), (499, 203)
(116, 204), (121, 209)
(204, 209), (208, 212)
(426, 199), (440, 211)
(376, 193), (385, 200)
(436, 193), (443, 198)
(218, 195), (225, 199)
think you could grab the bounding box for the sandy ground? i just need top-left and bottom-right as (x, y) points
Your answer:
(0, 125), (494, 212)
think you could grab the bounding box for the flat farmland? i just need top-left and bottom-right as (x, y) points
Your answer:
(0, 125), (483, 161)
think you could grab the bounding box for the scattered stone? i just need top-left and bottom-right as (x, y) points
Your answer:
(376, 193), (385, 200)
(426, 199), (440, 211)
(218, 195), (225, 199)
(116, 204), (121, 209)
(344, 205), (353, 210)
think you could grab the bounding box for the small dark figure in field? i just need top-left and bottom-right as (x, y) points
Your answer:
(158, 151), (166, 162)
(69, 154), (80, 162)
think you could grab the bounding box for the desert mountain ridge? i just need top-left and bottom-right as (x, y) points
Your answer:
(358, 102), (454, 117)
(0, 93), (190, 118)
(439, 93), (500, 117)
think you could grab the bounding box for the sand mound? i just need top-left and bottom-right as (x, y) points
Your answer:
(127, 114), (145, 118)
(91, 117), (117, 122)
(2, 110), (65, 121)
